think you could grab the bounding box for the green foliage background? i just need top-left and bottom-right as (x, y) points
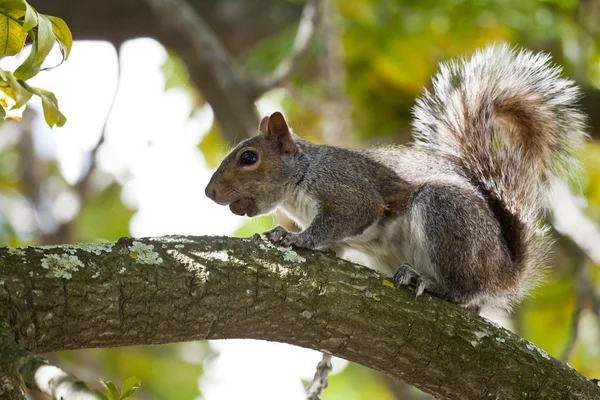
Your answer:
(2, 0), (600, 398)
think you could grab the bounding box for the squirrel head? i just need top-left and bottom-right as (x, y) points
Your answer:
(205, 112), (300, 217)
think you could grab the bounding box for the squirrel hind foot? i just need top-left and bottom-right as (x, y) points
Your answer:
(393, 263), (457, 303)
(393, 262), (420, 286)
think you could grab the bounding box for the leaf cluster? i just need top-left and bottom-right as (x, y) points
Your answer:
(94, 376), (142, 400)
(0, 0), (72, 127)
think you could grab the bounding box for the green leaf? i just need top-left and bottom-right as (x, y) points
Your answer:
(46, 15), (72, 61)
(14, 34), (38, 80)
(32, 13), (55, 66)
(93, 389), (109, 400)
(9, 77), (31, 108)
(14, 13), (55, 80)
(0, 1), (28, 58)
(0, 103), (6, 119)
(21, 1), (36, 32)
(98, 378), (121, 400)
(0, 72), (30, 107)
(38, 88), (66, 127)
(20, 79), (67, 127)
(120, 376), (141, 398)
(0, 69), (31, 112)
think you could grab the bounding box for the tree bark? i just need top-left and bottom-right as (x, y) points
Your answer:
(0, 236), (598, 399)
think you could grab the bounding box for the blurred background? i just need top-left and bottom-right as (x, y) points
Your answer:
(2, 0), (600, 398)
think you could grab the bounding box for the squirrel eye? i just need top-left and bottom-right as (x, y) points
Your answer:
(239, 150), (258, 166)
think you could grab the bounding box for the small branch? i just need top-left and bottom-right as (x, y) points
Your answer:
(252, 0), (321, 95)
(305, 352), (332, 400)
(145, 0), (259, 143)
(0, 321), (96, 399)
(145, 0), (245, 95)
(551, 181), (600, 265)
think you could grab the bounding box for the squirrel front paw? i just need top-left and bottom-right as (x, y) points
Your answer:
(264, 226), (299, 247)
(264, 226), (316, 248)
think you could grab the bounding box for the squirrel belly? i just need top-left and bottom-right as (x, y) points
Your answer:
(205, 45), (588, 313)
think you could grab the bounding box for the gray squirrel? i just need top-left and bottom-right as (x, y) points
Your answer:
(205, 45), (588, 313)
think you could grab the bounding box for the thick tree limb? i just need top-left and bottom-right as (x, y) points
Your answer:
(0, 236), (598, 399)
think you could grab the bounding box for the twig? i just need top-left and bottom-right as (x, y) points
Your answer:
(252, 0), (321, 95)
(305, 351), (332, 400)
(551, 181), (600, 265)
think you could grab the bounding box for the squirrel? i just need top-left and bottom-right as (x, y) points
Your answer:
(205, 45), (588, 313)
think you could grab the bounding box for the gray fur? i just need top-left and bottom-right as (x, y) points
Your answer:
(206, 45), (588, 312)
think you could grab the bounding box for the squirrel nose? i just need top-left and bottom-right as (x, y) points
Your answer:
(205, 184), (217, 202)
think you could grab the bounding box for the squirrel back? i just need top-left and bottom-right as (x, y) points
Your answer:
(411, 45), (588, 292)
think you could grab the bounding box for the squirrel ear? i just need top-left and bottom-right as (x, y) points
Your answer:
(267, 112), (295, 153)
(258, 116), (269, 134)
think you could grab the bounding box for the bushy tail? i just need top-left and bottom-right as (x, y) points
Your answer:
(411, 44), (588, 288)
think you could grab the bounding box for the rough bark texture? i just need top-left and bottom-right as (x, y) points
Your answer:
(0, 236), (598, 399)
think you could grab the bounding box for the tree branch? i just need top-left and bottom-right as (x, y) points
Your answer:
(144, 0), (321, 143)
(144, 0), (260, 143)
(551, 181), (600, 265)
(145, 0), (246, 97)
(251, 0), (321, 95)
(0, 320), (97, 399)
(305, 352), (332, 400)
(0, 236), (598, 399)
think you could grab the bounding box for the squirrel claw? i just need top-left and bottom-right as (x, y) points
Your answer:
(393, 263), (437, 300)
(393, 262), (419, 287)
(415, 276), (435, 299)
(264, 226), (297, 247)
(264, 226), (286, 243)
